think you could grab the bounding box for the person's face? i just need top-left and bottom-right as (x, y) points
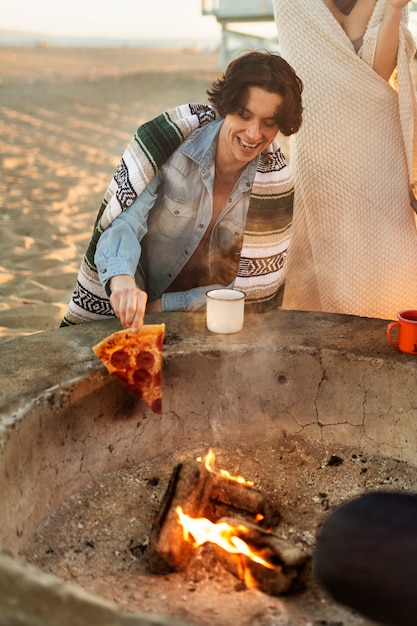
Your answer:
(219, 86), (282, 167)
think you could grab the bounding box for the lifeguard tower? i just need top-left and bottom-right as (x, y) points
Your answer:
(201, 0), (278, 68)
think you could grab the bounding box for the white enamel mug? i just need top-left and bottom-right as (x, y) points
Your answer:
(206, 288), (246, 334)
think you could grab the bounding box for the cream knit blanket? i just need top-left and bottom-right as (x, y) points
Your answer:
(274, 0), (417, 320)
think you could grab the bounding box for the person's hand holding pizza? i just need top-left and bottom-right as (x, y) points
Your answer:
(109, 274), (147, 332)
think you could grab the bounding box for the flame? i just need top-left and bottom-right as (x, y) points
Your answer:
(176, 505), (275, 581)
(197, 449), (254, 486)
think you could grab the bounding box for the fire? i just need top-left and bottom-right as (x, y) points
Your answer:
(197, 449), (254, 486)
(176, 505), (275, 588)
(171, 450), (281, 590)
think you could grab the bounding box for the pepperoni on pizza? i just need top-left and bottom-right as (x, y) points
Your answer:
(92, 323), (165, 414)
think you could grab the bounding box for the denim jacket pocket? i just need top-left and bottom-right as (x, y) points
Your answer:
(153, 193), (197, 240)
(215, 216), (245, 250)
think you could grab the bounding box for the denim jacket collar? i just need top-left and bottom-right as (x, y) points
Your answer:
(180, 118), (259, 189)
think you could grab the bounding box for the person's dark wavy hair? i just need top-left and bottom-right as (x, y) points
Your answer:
(206, 50), (303, 136)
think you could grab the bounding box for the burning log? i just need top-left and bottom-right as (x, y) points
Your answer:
(147, 459), (212, 573)
(147, 457), (274, 573)
(199, 449), (276, 526)
(146, 452), (309, 597)
(211, 517), (310, 596)
(204, 477), (274, 528)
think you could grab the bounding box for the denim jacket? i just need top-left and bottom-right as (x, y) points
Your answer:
(95, 119), (259, 311)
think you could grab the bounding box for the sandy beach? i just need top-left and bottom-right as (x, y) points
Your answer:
(0, 44), (240, 343)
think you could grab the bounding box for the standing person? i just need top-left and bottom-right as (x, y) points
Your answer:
(61, 50), (303, 331)
(273, 0), (417, 320)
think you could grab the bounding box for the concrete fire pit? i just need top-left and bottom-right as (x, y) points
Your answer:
(1, 309), (417, 625)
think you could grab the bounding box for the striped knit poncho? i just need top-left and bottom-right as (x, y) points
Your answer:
(61, 103), (294, 326)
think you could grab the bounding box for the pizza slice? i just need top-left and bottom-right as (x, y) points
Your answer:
(92, 323), (165, 414)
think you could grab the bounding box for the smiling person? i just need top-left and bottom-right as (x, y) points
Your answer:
(274, 0), (417, 320)
(61, 51), (303, 331)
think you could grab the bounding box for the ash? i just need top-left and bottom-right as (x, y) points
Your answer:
(21, 435), (416, 626)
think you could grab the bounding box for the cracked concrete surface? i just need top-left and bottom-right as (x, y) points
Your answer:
(1, 309), (417, 625)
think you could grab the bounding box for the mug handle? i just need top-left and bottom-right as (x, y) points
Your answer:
(386, 321), (400, 347)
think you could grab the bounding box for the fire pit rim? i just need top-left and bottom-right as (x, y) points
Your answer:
(1, 309), (414, 421)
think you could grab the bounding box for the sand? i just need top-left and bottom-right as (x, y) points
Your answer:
(0, 44), (240, 343)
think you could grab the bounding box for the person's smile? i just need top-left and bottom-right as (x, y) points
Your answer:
(236, 136), (262, 152)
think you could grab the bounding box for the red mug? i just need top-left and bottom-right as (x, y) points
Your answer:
(386, 310), (417, 355)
